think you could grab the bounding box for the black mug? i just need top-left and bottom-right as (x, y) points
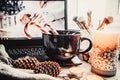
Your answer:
(43, 30), (92, 63)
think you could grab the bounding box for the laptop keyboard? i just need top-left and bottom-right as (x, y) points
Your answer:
(6, 46), (49, 61)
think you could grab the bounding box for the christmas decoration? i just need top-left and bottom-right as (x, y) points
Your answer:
(13, 56), (40, 70)
(34, 61), (61, 77)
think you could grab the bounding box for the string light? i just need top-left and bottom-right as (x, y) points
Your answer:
(0, 0), (24, 15)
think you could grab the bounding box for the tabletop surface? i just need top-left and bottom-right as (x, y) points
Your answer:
(58, 56), (120, 80)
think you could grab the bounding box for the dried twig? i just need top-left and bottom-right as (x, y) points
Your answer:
(97, 16), (113, 30)
(73, 16), (91, 34)
(87, 11), (93, 28)
(78, 17), (91, 34)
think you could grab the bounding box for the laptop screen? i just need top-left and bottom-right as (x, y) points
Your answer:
(0, 0), (67, 40)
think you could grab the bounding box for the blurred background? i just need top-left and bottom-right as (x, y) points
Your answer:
(67, 0), (120, 32)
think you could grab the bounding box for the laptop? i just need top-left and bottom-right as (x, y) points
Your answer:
(0, 0), (67, 62)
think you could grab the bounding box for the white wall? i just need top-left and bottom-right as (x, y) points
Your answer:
(67, 0), (120, 33)
(106, 0), (120, 24)
(67, 0), (106, 29)
(67, 0), (78, 29)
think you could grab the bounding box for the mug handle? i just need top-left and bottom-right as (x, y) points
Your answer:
(79, 37), (92, 53)
(78, 37), (92, 62)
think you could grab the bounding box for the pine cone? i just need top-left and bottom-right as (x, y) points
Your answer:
(13, 56), (40, 70)
(34, 61), (61, 77)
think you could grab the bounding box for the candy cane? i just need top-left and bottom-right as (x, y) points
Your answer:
(44, 23), (59, 35)
(40, 1), (47, 8)
(21, 13), (59, 39)
(24, 21), (50, 39)
(20, 14), (31, 24)
(24, 23), (32, 39)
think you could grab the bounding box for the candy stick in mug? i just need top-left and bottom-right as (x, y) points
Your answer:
(44, 23), (59, 35)
(40, 1), (47, 8)
(24, 21), (50, 39)
(21, 13), (58, 39)
(24, 23), (32, 39)
(20, 14), (31, 24)
(32, 13), (58, 35)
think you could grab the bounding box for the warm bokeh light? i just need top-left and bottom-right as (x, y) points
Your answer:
(93, 31), (119, 51)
